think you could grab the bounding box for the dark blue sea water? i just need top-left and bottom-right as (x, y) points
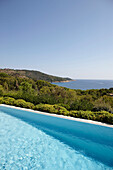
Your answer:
(52, 80), (113, 90)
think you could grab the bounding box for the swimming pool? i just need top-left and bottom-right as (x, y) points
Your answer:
(0, 105), (113, 170)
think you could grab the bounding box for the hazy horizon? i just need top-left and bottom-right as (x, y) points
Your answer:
(0, 0), (113, 80)
(1, 67), (113, 81)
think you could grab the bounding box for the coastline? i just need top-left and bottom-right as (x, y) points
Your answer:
(53, 80), (76, 83)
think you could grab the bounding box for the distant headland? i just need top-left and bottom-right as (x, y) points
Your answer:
(0, 68), (73, 82)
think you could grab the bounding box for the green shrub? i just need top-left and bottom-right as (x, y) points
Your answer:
(25, 102), (35, 109)
(35, 104), (54, 112)
(35, 103), (69, 115)
(53, 104), (68, 115)
(0, 85), (4, 96)
(0, 96), (113, 125)
(14, 99), (28, 108)
(69, 110), (113, 124)
(0, 72), (9, 77)
(69, 110), (94, 120)
(94, 111), (113, 124)
(93, 99), (113, 113)
(0, 97), (4, 104)
(70, 99), (93, 111)
(14, 99), (34, 109)
(55, 103), (70, 110)
(2, 97), (16, 105)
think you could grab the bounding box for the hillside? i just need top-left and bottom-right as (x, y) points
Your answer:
(0, 69), (72, 82)
(0, 72), (113, 124)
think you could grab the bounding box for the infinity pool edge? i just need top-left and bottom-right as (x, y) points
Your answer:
(0, 104), (113, 128)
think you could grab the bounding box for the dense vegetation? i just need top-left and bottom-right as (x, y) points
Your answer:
(0, 72), (113, 124)
(0, 69), (72, 82)
(0, 97), (113, 124)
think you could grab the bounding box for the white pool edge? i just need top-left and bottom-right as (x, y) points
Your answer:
(0, 104), (113, 128)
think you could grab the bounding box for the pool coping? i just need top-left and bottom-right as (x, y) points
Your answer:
(0, 104), (113, 128)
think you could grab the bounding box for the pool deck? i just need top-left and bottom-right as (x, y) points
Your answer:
(0, 104), (113, 128)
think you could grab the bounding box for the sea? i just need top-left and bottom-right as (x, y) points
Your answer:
(52, 79), (113, 90)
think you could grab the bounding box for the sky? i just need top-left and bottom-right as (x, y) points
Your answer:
(0, 0), (113, 79)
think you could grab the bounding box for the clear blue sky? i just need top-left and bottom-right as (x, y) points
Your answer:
(0, 0), (113, 79)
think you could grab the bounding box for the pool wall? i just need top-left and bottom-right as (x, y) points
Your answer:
(0, 105), (113, 167)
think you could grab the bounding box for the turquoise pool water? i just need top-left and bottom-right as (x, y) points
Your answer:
(0, 106), (113, 170)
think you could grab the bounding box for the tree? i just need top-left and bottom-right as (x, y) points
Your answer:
(19, 82), (34, 94)
(0, 85), (4, 96)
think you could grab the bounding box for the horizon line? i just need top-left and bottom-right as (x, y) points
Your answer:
(0, 67), (113, 81)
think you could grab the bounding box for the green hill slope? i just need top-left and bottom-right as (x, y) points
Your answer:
(0, 69), (72, 82)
